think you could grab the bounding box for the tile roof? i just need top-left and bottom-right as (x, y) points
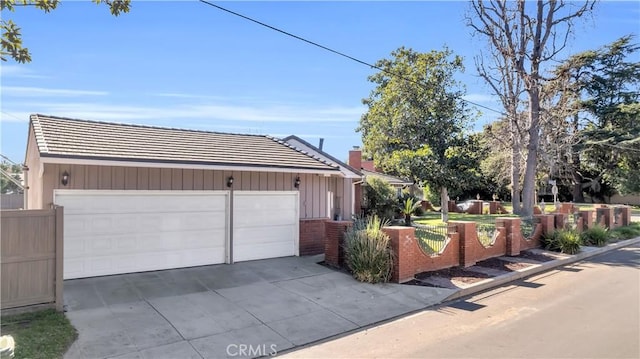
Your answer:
(30, 114), (339, 172)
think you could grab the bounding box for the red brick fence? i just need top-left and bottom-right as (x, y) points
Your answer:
(324, 205), (632, 283)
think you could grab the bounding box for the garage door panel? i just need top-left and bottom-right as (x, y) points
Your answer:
(63, 211), (226, 237)
(57, 190), (229, 279)
(234, 226), (296, 245)
(233, 191), (298, 262)
(234, 242), (295, 262)
(65, 227), (228, 257)
(60, 193), (229, 215)
(234, 210), (297, 227)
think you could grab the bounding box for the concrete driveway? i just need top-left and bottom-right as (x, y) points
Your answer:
(63, 255), (454, 359)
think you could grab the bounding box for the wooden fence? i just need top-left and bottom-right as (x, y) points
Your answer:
(1, 194), (24, 210)
(1, 207), (63, 311)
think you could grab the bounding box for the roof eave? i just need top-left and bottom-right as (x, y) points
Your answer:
(38, 154), (342, 176)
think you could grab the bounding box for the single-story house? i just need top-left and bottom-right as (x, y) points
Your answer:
(281, 135), (362, 220)
(24, 114), (348, 279)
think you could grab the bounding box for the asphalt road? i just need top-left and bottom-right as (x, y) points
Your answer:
(282, 244), (640, 359)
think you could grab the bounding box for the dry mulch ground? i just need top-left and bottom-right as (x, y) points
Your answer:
(408, 250), (556, 288)
(474, 257), (533, 272)
(415, 266), (490, 284)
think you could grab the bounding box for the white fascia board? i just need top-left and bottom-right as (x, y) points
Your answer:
(40, 156), (343, 177)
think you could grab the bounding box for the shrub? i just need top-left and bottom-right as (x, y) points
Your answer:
(422, 184), (441, 206)
(363, 177), (397, 222)
(581, 224), (609, 247)
(343, 216), (394, 283)
(608, 222), (640, 241)
(542, 229), (582, 255)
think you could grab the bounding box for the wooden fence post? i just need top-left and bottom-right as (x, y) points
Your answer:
(55, 206), (64, 312)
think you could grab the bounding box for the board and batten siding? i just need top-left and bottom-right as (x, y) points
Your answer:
(37, 163), (347, 219)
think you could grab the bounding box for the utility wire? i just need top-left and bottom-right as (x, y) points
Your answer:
(198, 0), (506, 116)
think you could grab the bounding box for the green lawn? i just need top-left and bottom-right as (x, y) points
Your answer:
(415, 212), (518, 225)
(0, 309), (77, 359)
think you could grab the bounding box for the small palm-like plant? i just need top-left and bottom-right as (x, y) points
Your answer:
(542, 229), (582, 255)
(581, 224), (609, 247)
(399, 196), (422, 226)
(343, 216), (394, 283)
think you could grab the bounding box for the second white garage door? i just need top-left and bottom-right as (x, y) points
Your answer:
(55, 190), (229, 279)
(233, 191), (299, 262)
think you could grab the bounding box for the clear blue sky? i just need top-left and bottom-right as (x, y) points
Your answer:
(1, 0), (638, 165)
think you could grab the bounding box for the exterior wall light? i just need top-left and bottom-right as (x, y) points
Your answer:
(61, 171), (70, 186)
(227, 175), (234, 188)
(294, 176), (301, 189)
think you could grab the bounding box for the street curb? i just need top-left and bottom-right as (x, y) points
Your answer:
(444, 236), (640, 302)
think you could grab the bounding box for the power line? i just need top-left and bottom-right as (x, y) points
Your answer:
(198, 0), (506, 116)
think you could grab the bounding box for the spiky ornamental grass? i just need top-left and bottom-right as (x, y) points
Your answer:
(343, 216), (394, 283)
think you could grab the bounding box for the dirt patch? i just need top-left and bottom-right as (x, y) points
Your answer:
(475, 257), (533, 272)
(416, 266), (490, 284)
(518, 251), (557, 262)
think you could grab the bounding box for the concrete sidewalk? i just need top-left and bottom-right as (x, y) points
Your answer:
(63, 256), (454, 359)
(64, 236), (639, 359)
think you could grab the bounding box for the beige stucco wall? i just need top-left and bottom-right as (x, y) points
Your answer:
(35, 162), (348, 219)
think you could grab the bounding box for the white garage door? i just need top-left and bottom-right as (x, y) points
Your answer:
(55, 190), (229, 279)
(233, 191), (299, 262)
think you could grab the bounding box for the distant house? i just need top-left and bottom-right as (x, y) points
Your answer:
(347, 147), (416, 213)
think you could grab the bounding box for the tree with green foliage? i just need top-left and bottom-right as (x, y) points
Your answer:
(1, 0), (130, 63)
(362, 177), (397, 222)
(547, 36), (640, 199)
(358, 47), (475, 222)
(1, 161), (23, 194)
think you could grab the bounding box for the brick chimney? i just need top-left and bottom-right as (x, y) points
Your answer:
(348, 146), (362, 170)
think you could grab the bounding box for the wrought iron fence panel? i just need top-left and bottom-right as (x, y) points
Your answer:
(520, 217), (536, 240)
(414, 224), (456, 255)
(476, 219), (499, 247)
(613, 206), (624, 225)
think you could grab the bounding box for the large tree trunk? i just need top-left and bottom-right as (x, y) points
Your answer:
(571, 113), (585, 203)
(511, 121), (522, 215)
(440, 186), (449, 222)
(572, 166), (585, 202)
(521, 90), (541, 218)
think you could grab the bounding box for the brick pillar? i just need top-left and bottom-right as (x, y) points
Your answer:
(534, 214), (555, 236)
(620, 206), (631, 226)
(452, 221), (477, 267)
(469, 200), (483, 214)
(579, 210), (594, 230)
(596, 207), (614, 228)
(489, 201), (499, 214)
(383, 226), (417, 283)
(554, 213), (568, 230)
(324, 221), (352, 267)
(448, 200), (457, 213)
(560, 203), (575, 214)
(501, 217), (522, 256)
(575, 215), (584, 233)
